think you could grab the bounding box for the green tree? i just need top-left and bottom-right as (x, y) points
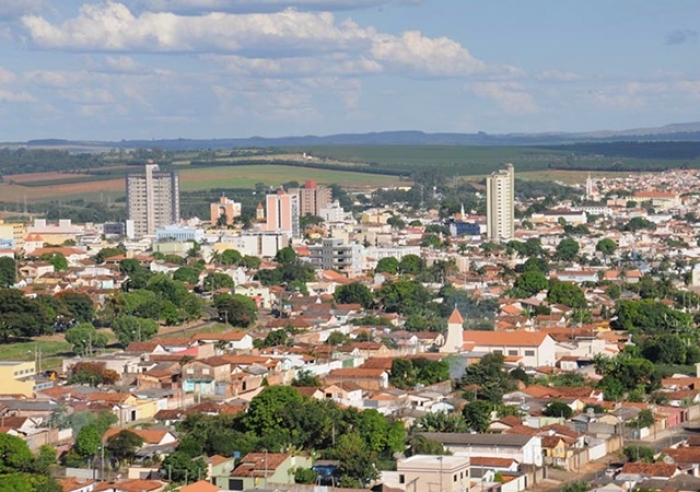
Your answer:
(0, 433), (35, 473)
(623, 445), (655, 463)
(556, 238), (580, 262)
(294, 467), (317, 484)
(561, 480), (591, 492)
(513, 271), (549, 297)
(65, 323), (108, 355)
(240, 255), (261, 269)
(105, 430), (144, 465)
(326, 331), (348, 346)
(462, 400), (493, 432)
(300, 214), (325, 230)
(221, 249), (243, 266)
(596, 238), (617, 259)
(291, 370), (322, 387)
(173, 267), (200, 285)
(334, 282), (373, 308)
(74, 424), (102, 461)
(398, 254), (424, 275)
(335, 433), (378, 487)
(543, 400), (573, 419)
(547, 281), (586, 308)
(245, 385), (304, 436)
(412, 411), (468, 433)
(0, 257), (16, 288)
(461, 353), (516, 404)
(33, 445), (57, 475)
(202, 272), (235, 292)
(56, 292), (95, 323)
(111, 316), (159, 347)
(408, 435), (451, 456)
(379, 280), (432, 315)
(0, 289), (53, 339)
(274, 246), (297, 265)
(375, 257), (399, 275)
(160, 451), (207, 483)
(214, 293), (258, 327)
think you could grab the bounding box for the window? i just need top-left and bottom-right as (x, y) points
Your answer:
(454, 474), (457, 482)
(186, 369), (194, 374)
(399, 475), (405, 484)
(525, 350), (535, 357)
(508, 350), (518, 356)
(494, 350), (503, 355)
(202, 368), (210, 375)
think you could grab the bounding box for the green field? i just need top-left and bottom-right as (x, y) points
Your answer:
(0, 340), (73, 371)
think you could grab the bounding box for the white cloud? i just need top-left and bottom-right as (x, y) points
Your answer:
(128, 0), (416, 13)
(0, 1), (44, 20)
(536, 70), (580, 82)
(20, 2), (510, 80)
(472, 82), (538, 115)
(0, 89), (36, 103)
(587, 82), (667, 108)
(677, 80), (700, 99)
(0, 67), (15, 83)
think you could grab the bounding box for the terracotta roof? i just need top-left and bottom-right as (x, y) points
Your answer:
(462, 330), (549, 347)
(191, 331), (249, 342)
(126, 341), (161, 352)
(448, 308), (464, 325)
(180, 480), (220, 492)
(232, 453), (290, 477)
(327, 368), (386, 379)
(103, 427), (172, 445)
(93, 479), (163, 492)
(59, 478), (95, 492)
(469, 457), (517, 468)
(663, 447), (700, 465)
(621, 462), (677, 477)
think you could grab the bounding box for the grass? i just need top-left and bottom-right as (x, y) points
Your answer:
(0, 339), (73, 371)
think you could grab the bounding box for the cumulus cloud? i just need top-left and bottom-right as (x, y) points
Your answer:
(665, 29), (698, 45)
(0, 89), (36, 103)
(0, 1), (44, 20)
(20, 2), (509, 79)
(127, 0), (417, 14)
(472, 82), (538, 115)
(586, 82), (667, 108)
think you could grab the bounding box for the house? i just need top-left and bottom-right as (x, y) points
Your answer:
(321, 382), (364, 402)
(462, 331), (557, 367)
(92, 479), (165, 492)
(218, 453), (312, 491)
(181, 357), (232, 396)
(58, 478), (95, 492)
(191, 332), (254, 352)
(103, 428), (178, 447)
(396, 454), (471, 492)
(419, 433), (543, 466)
(325, 368), (389, 391)
(178, 481), (220, 492)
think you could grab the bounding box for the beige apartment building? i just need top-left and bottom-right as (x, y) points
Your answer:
(397, 454), (470, 492)
(290, 180), (332, 217)
(486, 163), (515, 240)
(210, 194), (242, 226)
(0, 220), (24, 249)
(0, 361), (38, 397)
(265, 190), (300, 237)
(126, 161), (180, 238)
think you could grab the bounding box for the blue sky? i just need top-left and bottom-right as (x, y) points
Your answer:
(0, 0), (698, 140)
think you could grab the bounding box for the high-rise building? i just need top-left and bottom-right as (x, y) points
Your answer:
(486, 163), (514, 240)
(126, 161), (180, 238)
(291, 180), (332, 217)
(265, 190), (300, 237)
(210, 194), (241, 226)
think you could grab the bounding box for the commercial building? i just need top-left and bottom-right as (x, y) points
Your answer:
(0, 220), (24, 249)
(0, 361), (38, 397)
(155, 225), (204, 243)
(217, 232), (290, 258)
(265, 190), (300, 237)
(486, 163), (515, 240)
(308, 237), (363, 275)
(291, 180), (332, 218)
(126, 161), (180, 238)
(396, 454), (471, 492)
(210, 195), (241, 226)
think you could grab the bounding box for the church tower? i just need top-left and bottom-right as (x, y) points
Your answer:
(441, 308), (464, 353)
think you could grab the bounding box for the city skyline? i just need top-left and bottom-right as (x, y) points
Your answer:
(0, 1), (697, 140)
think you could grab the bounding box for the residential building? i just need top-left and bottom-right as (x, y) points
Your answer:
(307, 237), (363, 275)
(0, 220), (24, 249)
(319, 200), (346, 223)
(396, 454), (471, 492)
(264, 190), (300, 237)
(419, 433), (543, 467)
(0, 361), (38, 397)
(486, 163), (515, 240)
(291, 180), (332, 217)
(462, 331), (557, 367)
(210, 195), (242, 226)
(222, 453), (312, 491)
(126, 161), (180, 238)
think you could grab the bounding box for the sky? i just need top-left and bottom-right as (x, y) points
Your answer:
(0, 0), (698, 140)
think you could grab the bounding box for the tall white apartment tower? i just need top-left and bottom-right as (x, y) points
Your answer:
(126, 160), (180, 238)
(486, 163), (515, 241)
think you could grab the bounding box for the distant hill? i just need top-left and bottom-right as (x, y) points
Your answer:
(5, 122), (700, 151)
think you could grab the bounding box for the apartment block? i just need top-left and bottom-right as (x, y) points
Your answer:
(210, 195), (242, 226)
(126, 161), (180, 238)
(265, 190), (300, 237)
(486, 163), (515, 240)
(290, 180), (332, 218)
